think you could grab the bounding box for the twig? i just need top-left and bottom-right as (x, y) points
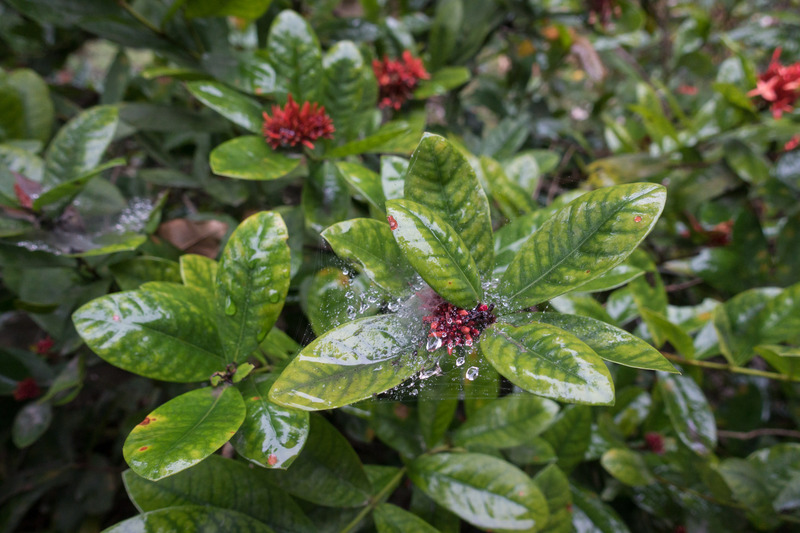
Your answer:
(717, 428), (800, 440)
(664, 278), (704, 292)
(662, 352), (800, 383)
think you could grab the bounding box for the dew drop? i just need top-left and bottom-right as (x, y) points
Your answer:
(256, 327), (269, 343)
(455, 356), (465, 367)
(224, 296), (237, 316)
(268, 290), (280, 303)
(426, 336), (443, 352)
(419, 364), (442, 380)
(345, 291), (355, 299)
(346, 305), (357, 319)
(465, 366), (480, 381)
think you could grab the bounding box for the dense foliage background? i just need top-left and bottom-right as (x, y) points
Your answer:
(2, 0), (800, 531)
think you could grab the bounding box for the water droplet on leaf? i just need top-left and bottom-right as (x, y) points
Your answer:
(465, 366), (480, 381)
(224, 296), (237, 316)
(426, 336), (443, 352)
(455, 356), (465, 367)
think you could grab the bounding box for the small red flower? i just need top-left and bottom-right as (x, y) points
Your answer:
(262, 94), (335, 150)
(748, 48), (800, 119)
(423, 301), (496, 356)
(13, 378), (41, 401)
(645, 432), (665, 454)
(34, 336), (55, 355)
(785, 134), (800, 151)
(372, 51), (430, 111)
(587, 0), (621, 27)
(677, 85), (698, 96)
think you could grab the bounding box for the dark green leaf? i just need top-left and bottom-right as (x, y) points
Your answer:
(658, 373), (717, 455)
(335, 162), (386, 215)
(600, 448), (655, 486)
(322, 42), (368, 142)
(532, 464), (572, 533)
(374, 503), (440, 533)
(418, 380), (459, 449)
(454, 393), (559, 449)
(210, 136), (300, 181)
(185, 0), (273, 19)
(33, 157), (126, 210)
(428, 0), (462, 70)
(323, 120), (412, 159)
(571, 483), (630, 533)
(110, 257), (181, 291)
(123, 386), (246, 480)
(5, 69), (53, 144)
(216, 211), (290, 363)
(186, 81), (263, 133)
(541, 405), (592, 473)
(717, 459), (780, 530)
(103, 505), (275, 533)
(267, 10), (323, 103)
(498, 183), (666, 309)
(12, 402), (52, 448)
(758, 281), (800, 344)
(713, 288), (779, 366)
(413, 67), (471, 99)
(387, 199), (482, 308)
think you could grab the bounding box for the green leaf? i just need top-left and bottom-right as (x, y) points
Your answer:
(717, 459), (780, 530)
(322, 218), (416, 297)
(493, 210), (553, 276)
(408, 452), (549, 531)
(304, 267), (356, 336)
(453, 393), (559, 449)
(44, 105), (118, 185)
(482, 119), (530, 161)
(577, 264), (645, 293)
(210, 136), (300, 181)
(381, 155), (408, 202)
(185, 0), (273, 19)
(335, 162), (386, 215)
(32, 157), (126, 210)
(639, 308), (695, 359)
(600, 448), (655, 486)
(374, 503), (441, 533)
(122, 455), (313, 533)
(5, 69), (53, 144)
(498, 183), (666, 309)
(540, 405), (592, 473)
(532, 464), (572, 533)
(479, 155), (535, 219)
(216, 211), (290, 363)
(713, 287), (779, 366)
(232, 375), (309, 469)
(123, 386), (246, 481)
(202, 51), (277, 96)
(265, 414), (372, 507)
(323, 120), (411, 159)
(180, 254), (218, 289)
(387, 199), (482, 308)
(480, 321), (615, 406)
(302, 160), (350, 234)
(418, 380), (460, 449)
(12, 402), (52, 448)
(73, 284), (225, 382)
(658, 373), (716, 455)
(110, 257), (181, 291)
(322, 42), (367, 142)
(413, 67), (471, 99)
(186, 81), (263, 133)
(0, 143), (44, 182)
(758, 281), (800, 344)
(103, 505), (275, 533)
(570, 483), (630, 533)
(267, 10), (323, 104)
(527, 313), (677, 373)
(428, 0), (463, 70)
(269, 314), (424, 410)
(405, 133), (494, 275)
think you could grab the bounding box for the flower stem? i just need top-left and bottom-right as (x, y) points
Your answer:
(662, 352), (800, 382)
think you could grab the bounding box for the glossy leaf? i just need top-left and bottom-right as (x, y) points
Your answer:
(265, 414), (372, 507)
(408, 452), (549, 531)
(571, 483), (630, 533)
(578, 264), (645, 293)
(269, 314), (424, 410)
(453, 393), (559, 449)
(498, 183), (666, 309)
(210, 136), (300, 181)
(110, 257), (181, 291)
(527, 312), (677, 372)
(123, 386), (246, 481)
(413, 67), (471, 99)
(103, 505), (275, 533)
(374, 503), (440, 533)
(717, 459), (780, 530)
(480, 321), (615, 406)
(44, 105), (118, 185)
(658, 373), (717, 455)
(405, 133), (494, 275)
(305, 267), (359, 336)
(122, 455), (313, 533)
(186, 81), (263, 133)
(532, 464), (572, 533)
(758, 281), (800, 344)
(184, 0), (273, 19)
(5, 69), (53, 144)
(12, 402), (52, 448)
(387, 199), (482, 308)
(302, 160), (350, 234)
(322, 42), (367, 142)
(73, 284), (225, 382)
(336, 162), (386, 215)
(322, 218), (417, 297)
(639, 308), (695, 359)
(418, 379), (460, 449)
(381, 155), (408, 202)
(180, 254), (218, 289)
(216, 211), (290, 363)
(540, 405), (592, 473)
(33, 157), (126, 210)
(323, 120), (412, 159)
(493, 210), (552, 276)
(232, 375), (309, 469)
(201, 51), (276, 96)
(428, 0), (462, 70)
(600, 448), (655, 486)
(267, 10), (323, 104)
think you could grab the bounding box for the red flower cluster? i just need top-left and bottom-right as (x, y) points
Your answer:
(262, 94), (334, 150)
(14, 378), (41, 401)
(34, 336), (55, 355)
(748, 48), (800, 119)
(372, 51), (430, 111)
(423, 302), (496, 356)
(644, 432), (665, 454)
(587, 0), (621, 27)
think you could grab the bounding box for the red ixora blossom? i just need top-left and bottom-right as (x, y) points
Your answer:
(748, 48), (800, 119)
(423, 301), (496, 356)
(587, 0), (621, 27)
(14, 378), (41, 401)
(372, 51), (430, 111)
(262, 94), (334, 150)
(34, 336), (55, 355)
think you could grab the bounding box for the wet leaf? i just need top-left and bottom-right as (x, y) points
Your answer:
(335, 162), (386, 215)
(480, 321), (615, 406)
(717, 459), (780, 530)
(577, 264), (645, 293)
(408, 452), (549, 531)
(658, 373), (716, 455)
(405, 133), (494, 275)
(374, 503), (440, 533)
(532, 464), (572, 533)
(73, 284), (225, 382)
(541, 405), (592, 473)
(123, 386), (246, 481)
(414, 67), (471, 99)
(12, 402), (52, 448)
(713, 287), (779, 366)
(418, 380), (459, 449)
(32, 157), (126, 210)
(122, 455), (313, 533)
(267, 10), (323, 104)
(380, 155), (408, 202)
(110, 257), (181, 291)
(322, 218), (416, 297)
(266, 414), (372, 507)
(184, 0), (272, 19)
(102, 505), (274, 533)
(44, 105), (118, 185)
(387, 199), (482, 308)
(499, 183), (666, 309)
(269, 314), (424, 410)
(453, 393), (559, 449)
(571, 483), (630, 533)
(322, 42), (368, 142)
(216, 211), (290, 363)
(186, 81), (263, 133)
(210, 136), (300, 181)
(758, 281), (800, 344)
(180, 254), (218, 289)
(232, 375), (309, 470)
(600, 448), (655, 486)
(5, 69), (53, 144)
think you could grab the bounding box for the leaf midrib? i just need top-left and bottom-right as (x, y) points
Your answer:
(493, 327), (587, 384)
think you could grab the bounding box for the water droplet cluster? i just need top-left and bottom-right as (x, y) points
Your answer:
(423, 302), (496, 356)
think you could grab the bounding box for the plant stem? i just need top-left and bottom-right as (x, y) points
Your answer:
(717, 428), (800, 440)
(340, 466), (407, 533)
(662, 353), (800, 383)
